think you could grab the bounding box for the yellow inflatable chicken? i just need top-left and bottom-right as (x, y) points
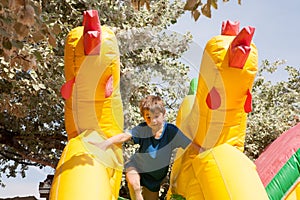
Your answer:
(49, 10), (123, 200)
(168, 20), (269, 200)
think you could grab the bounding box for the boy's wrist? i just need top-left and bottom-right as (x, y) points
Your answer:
(106, 138), (113, 147)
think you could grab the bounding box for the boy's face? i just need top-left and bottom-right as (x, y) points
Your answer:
(143, 109), (165, 132)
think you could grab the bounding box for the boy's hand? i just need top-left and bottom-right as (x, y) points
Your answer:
(88, 140), (112, 151)
(87, 132), (131, 151)
(190, 142), (206, 154)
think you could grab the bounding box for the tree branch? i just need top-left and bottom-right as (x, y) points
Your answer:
(0, 128), (57, 168)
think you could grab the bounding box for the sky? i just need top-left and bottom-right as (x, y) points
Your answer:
(1, 0), (300, 199)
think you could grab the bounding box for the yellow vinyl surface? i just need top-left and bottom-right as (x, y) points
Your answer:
(50, 12), (124, 200)
(50, 130), (123, 200)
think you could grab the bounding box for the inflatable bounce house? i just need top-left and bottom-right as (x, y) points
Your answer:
(48, 9), (299, 199)
(256, 123), (300, 200)
(49, 10), (124, 200)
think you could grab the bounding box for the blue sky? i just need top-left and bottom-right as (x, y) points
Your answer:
(1, 1), (299, 199)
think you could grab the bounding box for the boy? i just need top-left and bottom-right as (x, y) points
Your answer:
(90, 95), (202, 200)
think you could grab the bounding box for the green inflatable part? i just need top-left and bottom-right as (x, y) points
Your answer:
(188, 78), (198, 95)
(266, 149), (300, 200)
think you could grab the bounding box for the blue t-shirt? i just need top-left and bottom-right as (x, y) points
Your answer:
(125, 122), (191, 192)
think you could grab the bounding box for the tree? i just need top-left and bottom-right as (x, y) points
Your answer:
(0, 0), (236, 70)
(0, 0), (192, 186)
(245, 60), (300, 160)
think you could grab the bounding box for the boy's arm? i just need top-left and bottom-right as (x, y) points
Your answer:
(89, 132), (132, 150)
(107, 132), (132, 145)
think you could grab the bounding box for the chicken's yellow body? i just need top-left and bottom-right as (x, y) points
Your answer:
(168, 21), (269, 200)
(49, 10), (123, 200)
